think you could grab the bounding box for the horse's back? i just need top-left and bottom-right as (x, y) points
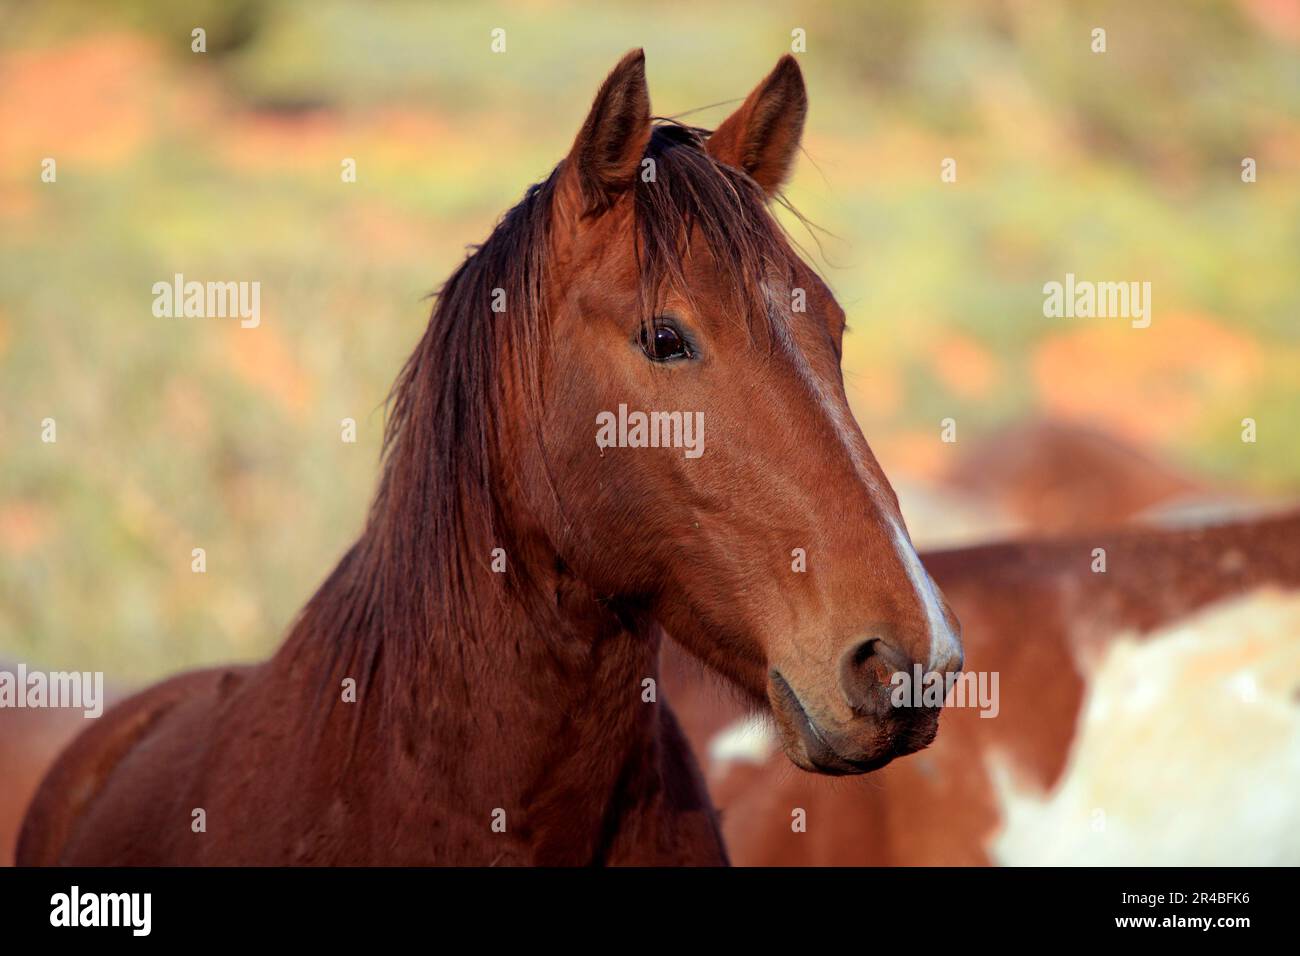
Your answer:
(16, 665), (249, 865)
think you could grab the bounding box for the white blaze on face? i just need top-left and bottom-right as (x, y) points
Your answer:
(888, 518), (961, 672)
(766, 292), (961, 672)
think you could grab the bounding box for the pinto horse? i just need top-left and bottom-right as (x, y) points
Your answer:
(18, 51), (961, 865)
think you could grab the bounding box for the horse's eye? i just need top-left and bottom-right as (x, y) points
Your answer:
(641, 323), (690, 361)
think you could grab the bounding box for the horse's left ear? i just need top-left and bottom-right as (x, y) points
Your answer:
(707, 55), (807, 195)
(561, 49), (652, 216)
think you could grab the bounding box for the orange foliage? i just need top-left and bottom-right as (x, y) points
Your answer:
(930, 331), (1000, 400)
(0, 35), (156, 171)
(222, 325), (313, 418)
(1032, 312), (1262, 445)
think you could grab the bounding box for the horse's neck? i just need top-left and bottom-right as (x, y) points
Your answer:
(299, 531), (669, 863)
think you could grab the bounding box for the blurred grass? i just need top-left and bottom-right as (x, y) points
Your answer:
(1, 0), (1298, 679)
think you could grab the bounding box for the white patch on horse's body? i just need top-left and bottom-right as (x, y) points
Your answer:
(990, 589), (1300, 865)
(765, 285), (960, 670)
(707, 714), (777, 773)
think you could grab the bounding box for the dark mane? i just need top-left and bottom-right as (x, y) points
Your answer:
(289, 121), (800, 736)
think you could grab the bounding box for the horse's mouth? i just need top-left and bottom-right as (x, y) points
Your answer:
(768, 670), (934, 776)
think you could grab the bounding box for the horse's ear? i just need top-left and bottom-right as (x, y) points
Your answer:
(561, 49), (652, 216)
(707, 55), (807, 195)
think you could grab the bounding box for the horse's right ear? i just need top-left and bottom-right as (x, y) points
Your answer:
(559, 49), (652, 217)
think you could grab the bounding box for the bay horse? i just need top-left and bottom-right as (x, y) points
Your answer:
(18, 51), (962, 865)
(667, 508), (1300, 865)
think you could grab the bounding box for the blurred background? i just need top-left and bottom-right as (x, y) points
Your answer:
(1, 0), (1298, 679)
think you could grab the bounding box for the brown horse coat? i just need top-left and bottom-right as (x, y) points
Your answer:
(20, 52), (961, 865)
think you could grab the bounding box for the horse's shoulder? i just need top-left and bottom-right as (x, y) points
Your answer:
(15, 666), (249, 865)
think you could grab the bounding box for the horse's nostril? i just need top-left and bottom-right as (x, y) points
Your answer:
(839, 637), (911, 714)
(861, 637), (910, 671)
(848, 638), (877, 671)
